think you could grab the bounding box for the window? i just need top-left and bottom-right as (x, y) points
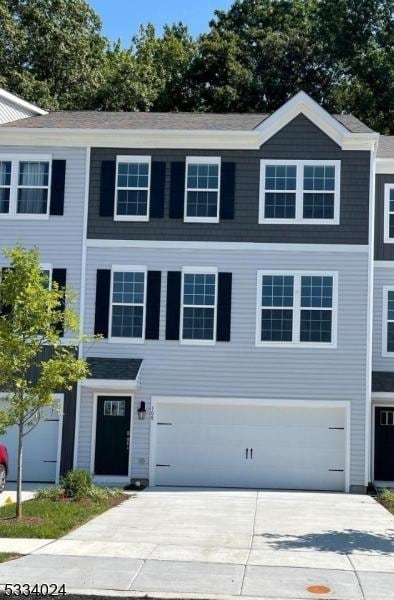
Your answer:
(110, 268), (146, 341)
(185, 157), (220, 222)
(181, 268), (217, 343)
(257, 271), (337, 347)
(383, 287), (394, 355)
(115, 156), (151, 221)
(0, 155), (51, 218)
(104, 399), (126, 417)
(260, 160), (340, 224)
(40, 264), (52, 289)
(384, 184), (394, 243)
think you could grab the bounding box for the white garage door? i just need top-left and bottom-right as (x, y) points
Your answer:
(0, 405), (61, 483)
(153, 402), (347, 491)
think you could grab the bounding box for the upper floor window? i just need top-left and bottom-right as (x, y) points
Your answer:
(256, 271), (337, 347)
(259, 160), (340, 225)
(181, 268), (217, 344)
(110, 267), (146, 342)
(382, 287), (394, 356)
(115, 156), (151, 222)
(184, 157), (221, 223)
(384, 184), (394, 243)
(0, 157), (51, 218)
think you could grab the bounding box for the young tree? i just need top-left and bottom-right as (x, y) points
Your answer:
(0, 245), (89, 518)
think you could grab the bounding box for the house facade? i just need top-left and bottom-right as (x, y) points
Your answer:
(0, 91), (392, 493)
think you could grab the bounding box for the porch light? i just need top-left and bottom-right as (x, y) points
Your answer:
(137, 401), (147, 421)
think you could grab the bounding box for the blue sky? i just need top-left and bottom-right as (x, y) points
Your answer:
(89, 0), (233, 44)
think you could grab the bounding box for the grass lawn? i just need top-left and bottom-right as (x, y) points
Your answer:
(377, 489), (394, 515)
(0, 495), (125, 539)
(0, 553), (22, 563)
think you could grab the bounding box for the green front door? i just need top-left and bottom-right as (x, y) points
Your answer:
(94, 396), (131, 476)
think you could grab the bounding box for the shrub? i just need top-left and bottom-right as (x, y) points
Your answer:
(35, 487), (63, 501)
(61, 469), (94, 499)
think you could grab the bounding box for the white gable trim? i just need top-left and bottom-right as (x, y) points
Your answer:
(0, 88), (46, 116)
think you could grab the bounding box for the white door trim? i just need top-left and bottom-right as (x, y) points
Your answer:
(149, 396), (350, 492)
(371, 402), (394, 485)
(90, 392), (133, 482)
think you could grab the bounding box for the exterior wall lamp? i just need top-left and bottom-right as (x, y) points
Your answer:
(137, 401), (147, 420)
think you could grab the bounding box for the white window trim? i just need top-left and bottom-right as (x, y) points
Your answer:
(383, 184), (394, 243)
(0, 154), (52, 220)
(109, 265), (147, 344)
(184, 156), (221, 224)
(255, 270), (338, 348)
(180, 266), (218, 346)
(114, 155), (151, 222)
(259, 159), (341, 225)
(382, 286), (394, 357)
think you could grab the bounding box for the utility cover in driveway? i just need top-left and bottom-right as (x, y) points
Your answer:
(153, 403), (346, 491)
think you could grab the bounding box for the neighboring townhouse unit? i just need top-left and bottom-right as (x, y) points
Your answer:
(372, 135), (394, 486)
(0, 91), (391, 494)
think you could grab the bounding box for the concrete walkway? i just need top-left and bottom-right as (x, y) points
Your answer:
(0, 489), (392, 599)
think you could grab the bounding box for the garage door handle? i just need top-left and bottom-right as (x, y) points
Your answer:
(250, 448), (253, 459)
(245, 448), (248, 459)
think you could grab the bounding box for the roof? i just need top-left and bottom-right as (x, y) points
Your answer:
(378, 136), (394, 159)
(86, 357), (142, 381)
(0, 88), (46, 123)
(372, 371), (394, 392)
(0, 110), (372, 133)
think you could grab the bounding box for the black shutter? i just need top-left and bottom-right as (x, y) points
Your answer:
(100, 161), (116, 217)
(220, 162), (236, 220)
(145, 271), (161, 339)
(216, 273), (232, 342)
(169, 162), (185, 218)
(52, 268), (67, 336)
(50, 160), (66, 216)
(165, 271), (181, 340)
(94, 269), (111, 337)
(150, 162), (166, 218)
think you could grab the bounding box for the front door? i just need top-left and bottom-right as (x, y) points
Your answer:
(374, 406), (394, 481)
(95, 396), (131, 476)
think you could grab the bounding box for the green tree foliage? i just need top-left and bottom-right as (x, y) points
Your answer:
(0, 245), (89, 518)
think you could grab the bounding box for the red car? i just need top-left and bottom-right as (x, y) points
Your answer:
(0, 445), (8, 492)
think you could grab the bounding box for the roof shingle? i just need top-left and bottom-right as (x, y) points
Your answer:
(87, 357), (142, 380)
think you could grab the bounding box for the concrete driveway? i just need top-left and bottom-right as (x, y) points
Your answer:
(0, 488), (393, 599)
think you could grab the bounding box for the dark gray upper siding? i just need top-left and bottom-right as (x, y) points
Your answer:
(87, 114), (371, 244)
(375, 174), (394, 260)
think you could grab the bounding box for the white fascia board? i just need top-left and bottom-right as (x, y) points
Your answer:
(376, 159), (394, 174)
(81, 378), (139, 390)
(0, 125), (378, 151)
(0, 88), (47, 116)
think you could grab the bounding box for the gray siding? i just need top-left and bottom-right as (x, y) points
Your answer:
(374, 174), (394, 260)
(77, 246), (369, 488)
(372, 265), (394, 370)
(87, 115), (370, 245)
(0, 145), (87, 331)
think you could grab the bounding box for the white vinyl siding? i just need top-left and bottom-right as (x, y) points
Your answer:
(259, 160), (340, 224)
(184, 157), (221, 223)
(114, 156), (151, 222)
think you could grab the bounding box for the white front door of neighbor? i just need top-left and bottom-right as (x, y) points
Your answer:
(153, 402), (347, 491)
(0, 405), (61, 483)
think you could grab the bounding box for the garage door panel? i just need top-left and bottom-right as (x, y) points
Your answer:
(154, 402), (346, 491)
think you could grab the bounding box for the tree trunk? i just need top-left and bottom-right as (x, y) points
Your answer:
(16, 421), (23, 519)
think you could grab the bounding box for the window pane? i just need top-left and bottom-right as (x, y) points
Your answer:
(183, 306), (214, 340)
(388, 322), (394, 352)
(265, 193), (296, 218)
(186, 190), (218, 218)
(303, 165), (335, 191)
(0, 161), (11, 186)
(388, 291), (394, 321)
(300, 310), (332, 342)
(184, 273), (215, 306)
(117, 162), (149, 188)
(187, 163), (219, 190)
(18, 162), (49, 187)
(265, 165), (296, 190)
(261, 275), (294, 307)
(303, 193), (334, 219)
(17, 188), (48, 214)
(389, 214), (394, 239)
(112, 271), (145, 304)
(0, 188), (10, 214)
(111, 305), (143, 338)
(117, 189), (148, 216)
(261, 309), (293, 341)
(301, 276), (333, 308)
